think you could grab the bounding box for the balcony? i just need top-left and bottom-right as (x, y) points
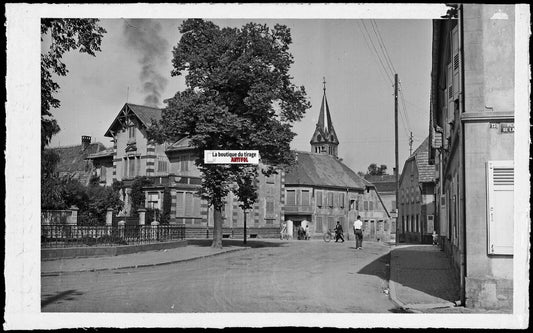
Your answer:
(284, 205), (313, 214)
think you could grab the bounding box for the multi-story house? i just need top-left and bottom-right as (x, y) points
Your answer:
(398, 136), (436, 244)
(284, 83), (392, 241)
(364, 174), (398, 240)
(49, 136), (109, 186)
(428, 4), (516, 310)
(87, 102), (283, 237)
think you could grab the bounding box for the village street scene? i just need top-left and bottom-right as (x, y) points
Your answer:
(4, 3), (530, 330)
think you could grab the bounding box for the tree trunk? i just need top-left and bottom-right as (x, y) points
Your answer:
(243, 209), (247, 245)
(211, 207), (223, 249)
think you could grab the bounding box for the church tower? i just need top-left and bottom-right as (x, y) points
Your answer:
(310, 77), (339, 157)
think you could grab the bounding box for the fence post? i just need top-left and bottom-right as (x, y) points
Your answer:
(118, 220), (125, 239)
(106, 208), (113, 236)
(138, 208), (146, 226)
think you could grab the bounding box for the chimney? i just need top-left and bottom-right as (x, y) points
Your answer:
(81, 136), (91, 150)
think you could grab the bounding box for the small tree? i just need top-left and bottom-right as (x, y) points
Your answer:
(149, 19), (310, 248)
(130, 176), (153, 216)
(233, 166), (259, 245)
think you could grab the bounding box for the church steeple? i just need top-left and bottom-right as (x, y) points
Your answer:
(310, 77), (339, 157)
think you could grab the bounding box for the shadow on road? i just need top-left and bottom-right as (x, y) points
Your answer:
(187, 238), (287, 248)
(41, 289), (83, 308)
(357, 253), (390, 281)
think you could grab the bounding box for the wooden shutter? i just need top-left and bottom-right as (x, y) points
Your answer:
(175, 191), (185, 217)
(316, 191), (322, 207)
(185, 192), (193, 216)
(193, 194), (201, 217)
(487, 161), (514, 255)
(451, 26), (460, 100)
(286, 190), (296, 205)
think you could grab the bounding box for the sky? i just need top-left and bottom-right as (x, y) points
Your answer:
(45, 13), (443, 175)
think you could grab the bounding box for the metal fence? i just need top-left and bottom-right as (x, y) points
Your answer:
(41, 224), (186, 248)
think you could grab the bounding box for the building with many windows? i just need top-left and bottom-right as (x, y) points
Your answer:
(397, 136), (436, 244)
(284, 82), (391, 241)
(428, 4), (516, 310)
(86, 103), (282, 237)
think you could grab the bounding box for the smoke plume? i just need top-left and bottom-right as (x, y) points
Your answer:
(123, 19), (169, 107)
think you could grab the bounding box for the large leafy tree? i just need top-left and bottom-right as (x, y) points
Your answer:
(149, 19), (310, 248)
(41, 19), (106, 149)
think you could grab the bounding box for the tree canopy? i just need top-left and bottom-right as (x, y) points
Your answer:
(148, 19), (311, 248)
(367, 163), (388, 176)
(41, 19), (106, 149)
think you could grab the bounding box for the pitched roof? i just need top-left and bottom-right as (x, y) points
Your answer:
(284, 151), (366, 190)
(364, 174), (397, 193)
(126, 103), (162, 126)
(166, 137), (194, 152)
(51, 142), (107, 173)
(86, 147), (114, 159)
(105, 103), (162, 137)
(400, 136), (435, 184)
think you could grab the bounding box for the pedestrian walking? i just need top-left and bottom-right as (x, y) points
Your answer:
(280, 221), (287, 239)
(334, 221), (344, 243)
(353, 216), (363, 249)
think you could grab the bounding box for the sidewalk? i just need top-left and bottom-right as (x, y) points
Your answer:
(41, 240), (247, 275)
(388, 244), (461, 312)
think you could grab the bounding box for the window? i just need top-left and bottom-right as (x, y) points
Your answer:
(416, 214), (419, 232)
(266, 199), (274, 216)
(301, 190), (310, 206)
(487, 161), (514, 255)
(157, 157), (168, 173)
(316, 191), (323, 207)
(147, 192), (160, 210)
(286, 190), (296, 205)
(339, 193), (345, 208)
(363, 200), (369, 211)
(349, 199), (355, 211)
(128, 126), (136, 139)
(327, 192), (333, 207)
(427, 215), (434, 234)
(369, 201), (374, 211)
(180, 154), (189, 171)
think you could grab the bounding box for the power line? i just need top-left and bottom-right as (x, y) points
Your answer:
(359, 21), (393, 84)
(370, 20), (397, 78)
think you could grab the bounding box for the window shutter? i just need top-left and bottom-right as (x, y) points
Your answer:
(176, 192), (185, 217)
(193, 194), (201, 217)
(185, 192), (193, 216)
(451, 26), (460, 100)
(316, 191), (322, 207)
(487, 161), (514, 255)
(286, 190), (296, 205)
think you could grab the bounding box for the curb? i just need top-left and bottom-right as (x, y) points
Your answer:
(41, 247), (247, 276)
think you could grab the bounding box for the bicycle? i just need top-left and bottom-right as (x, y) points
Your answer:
(323, 229), (335, 242)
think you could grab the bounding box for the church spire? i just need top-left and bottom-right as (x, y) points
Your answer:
(310, 77), (339, 157)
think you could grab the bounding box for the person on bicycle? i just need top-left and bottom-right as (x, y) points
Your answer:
(334, 221), (344, 243)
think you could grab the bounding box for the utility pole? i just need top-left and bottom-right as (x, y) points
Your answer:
(409, 132), (414, 155)
(394, 74), (399, 246)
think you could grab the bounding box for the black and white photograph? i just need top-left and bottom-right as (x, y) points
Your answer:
(4, 3), (530, 329)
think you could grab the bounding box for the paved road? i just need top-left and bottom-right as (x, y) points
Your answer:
(42, 240), (399, 312)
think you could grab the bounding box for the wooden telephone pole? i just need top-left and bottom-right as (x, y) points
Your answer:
(394, 74), (399, 246)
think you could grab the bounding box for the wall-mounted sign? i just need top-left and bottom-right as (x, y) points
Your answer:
(500, 123), (514, 133)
